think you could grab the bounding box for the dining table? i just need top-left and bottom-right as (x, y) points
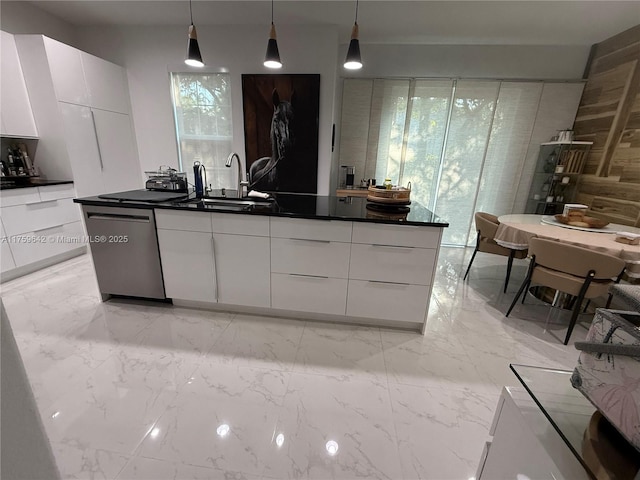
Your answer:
(495, 214), (640, 279)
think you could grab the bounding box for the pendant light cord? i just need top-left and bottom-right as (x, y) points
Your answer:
(354, 0), (359, 23)
(271, 0), (274, 24)
(189, 0), (193, 24)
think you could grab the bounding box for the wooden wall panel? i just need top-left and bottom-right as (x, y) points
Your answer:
(573, 24), (640, 226)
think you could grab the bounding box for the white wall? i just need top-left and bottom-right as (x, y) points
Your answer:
(342, 43), (590, 79)
(75, 24), (340, 194)
(0, 1), (77, 46)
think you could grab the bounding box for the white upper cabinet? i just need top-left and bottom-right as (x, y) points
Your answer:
(43, 36), (89, 107)
(81, 52), (130, 114)
(59, 103), (105, 197)
(92, 109), (141, 192)
(0, 30), (38, 137)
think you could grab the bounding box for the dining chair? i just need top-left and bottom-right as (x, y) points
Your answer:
(463, 212), (528, 293)
(506, 237), (626, 345)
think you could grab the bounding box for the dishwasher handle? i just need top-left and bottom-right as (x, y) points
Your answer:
(86, 212), (151, 223)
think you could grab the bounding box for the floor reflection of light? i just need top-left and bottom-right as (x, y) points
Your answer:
(325, 440), (339, 456)
(217, 424), (230, 437)
(150, 427), (160, 438)
(51, 411), (60, 419)
(275, 433), (285, 447)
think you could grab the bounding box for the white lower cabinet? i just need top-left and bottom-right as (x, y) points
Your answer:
(346, 280), (429, 323)
(157, 229), (216, 303)
(214, 233), (270, 307)
(271, 238), (350, 278)
(271, 273), (347, 315)
(0, 184), (83, 279)
(9, 221), (83, 266)
(349, 243), (436, 285)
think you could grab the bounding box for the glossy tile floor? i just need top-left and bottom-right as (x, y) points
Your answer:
(1, 247), (588, 480)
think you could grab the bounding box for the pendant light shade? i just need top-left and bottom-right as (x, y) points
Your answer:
(344, 0), (363, 70)
(264, 0), (282, 68)
(344, 24), (362, 70)
(185, 0), (204, 67)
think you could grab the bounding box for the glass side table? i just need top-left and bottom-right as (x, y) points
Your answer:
(510, 364), (598, 477)
(477, 364), (597, 479)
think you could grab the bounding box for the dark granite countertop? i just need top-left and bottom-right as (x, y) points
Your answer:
(0, 179), (74, 190)
(74, 190), (448, 227)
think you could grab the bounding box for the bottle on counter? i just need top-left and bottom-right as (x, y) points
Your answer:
(384, 178), (392, 190)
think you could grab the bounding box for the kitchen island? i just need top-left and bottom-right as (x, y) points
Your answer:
(74, 192), (448, 333)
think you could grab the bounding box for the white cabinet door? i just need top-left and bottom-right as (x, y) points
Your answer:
(214, 233), (270, 307)
(0, 31), (38, 137)
(1, 218), (16, 272)
(81, 52), (130, 114)
(157, 229), (216, 302)
(59, 103), (105, 197)
(92, 109), (142, 193)
(346, 280), (429, 323)
(43, 36), (89, 106)
(271, 273), (347, 315)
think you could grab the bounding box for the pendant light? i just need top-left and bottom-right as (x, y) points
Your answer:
(185, 0), (204, 67)
(344, 0), (363, 70)
(264, 0), (282, 69)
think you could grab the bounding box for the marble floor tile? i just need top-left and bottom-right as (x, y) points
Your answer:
(2, 249), (594, 480)
(135, 390), (282, 476)
(115, 456), (259, 480)
(52, 443), (130, 480)
(293, 323), (386, 382)
(389, 382), (497, 480)
(42, 381), (176, 455)
(205, 314), (305, 371)
(381, 328), (487, 392)
(184, 360), (291, 407)
(264, 372), (402, 480)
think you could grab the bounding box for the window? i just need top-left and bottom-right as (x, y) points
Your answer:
(170, 72), (232, 188)
(339, 78), (584, 246)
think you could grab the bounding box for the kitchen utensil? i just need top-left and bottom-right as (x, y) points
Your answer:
(145, 166), (188, 192)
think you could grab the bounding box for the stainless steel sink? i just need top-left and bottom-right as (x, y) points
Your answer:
(181, 197), (274, 211)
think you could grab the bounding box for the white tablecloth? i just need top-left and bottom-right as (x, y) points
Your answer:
(495, 214), (640, 278)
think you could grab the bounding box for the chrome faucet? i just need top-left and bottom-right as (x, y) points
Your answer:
(226, 152), (249, 198)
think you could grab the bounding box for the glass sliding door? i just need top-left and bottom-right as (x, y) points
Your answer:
(435, 80), (500, 246)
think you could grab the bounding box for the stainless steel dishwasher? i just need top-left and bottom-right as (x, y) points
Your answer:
(82, 205), (165, 299)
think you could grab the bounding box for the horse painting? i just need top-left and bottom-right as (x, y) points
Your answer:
(248, 89), (296, 191)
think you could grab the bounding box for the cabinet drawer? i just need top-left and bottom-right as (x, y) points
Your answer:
(271, 273), (347, 315)
(211, 213), (269, 236)
(346, 280), (429, 323)
(9, 221), (84, 267)
(155, 209), (211, 232)
(1, 198), (80, 236)
(0, 187), (40, 207)
(270, 217), (352, 242)
(271, 237), (350, 278)
(38, 184), (75, 201)
(349, 244), (436, 285)
(352, 222), (441, 248)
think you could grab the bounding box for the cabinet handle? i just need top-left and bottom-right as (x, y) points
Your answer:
(371, 244), (414, 250)
(90, 110), (105, 171)
(290, 238), (331, 244)
(33, 224), (64, 233)
(288, 273), (329, 279)
(25, 199), (58, 206)
(211, 236), (218, 300)
(367, 280), (410, 286)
